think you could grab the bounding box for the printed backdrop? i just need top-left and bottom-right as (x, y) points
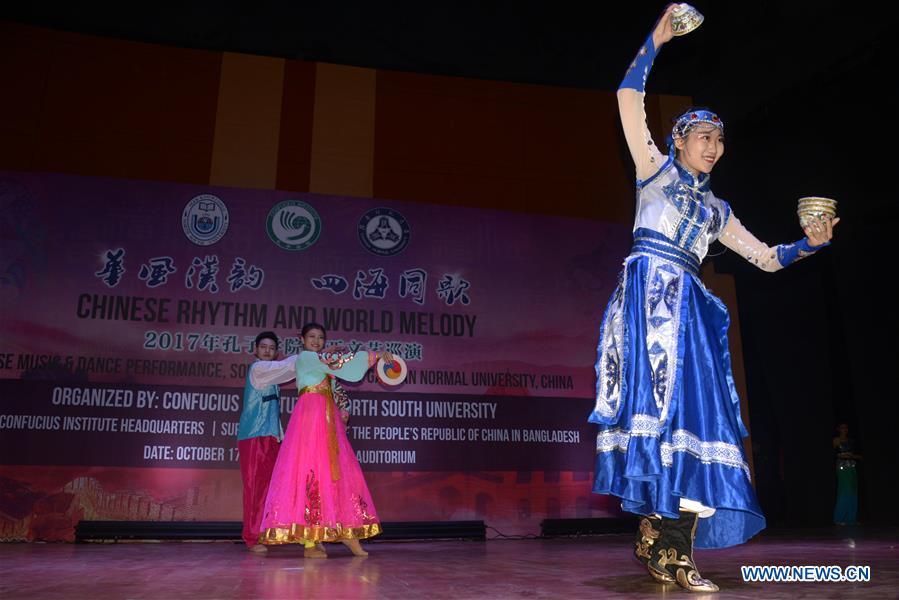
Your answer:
(0, 171), (631, 540)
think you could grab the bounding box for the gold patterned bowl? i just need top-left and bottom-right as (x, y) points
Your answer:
(671, 3), (704, 36)
(797, 196), (837, 228)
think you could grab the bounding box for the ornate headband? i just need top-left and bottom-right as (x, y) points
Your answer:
(672, 110), (724, 140)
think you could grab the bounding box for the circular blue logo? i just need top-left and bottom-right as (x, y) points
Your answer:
(182, 194), (229, 246)
(358, 207), (410, 256)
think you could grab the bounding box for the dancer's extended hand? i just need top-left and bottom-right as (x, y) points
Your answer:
(652, 4), (679, 49)
(804, 216), (840, 247)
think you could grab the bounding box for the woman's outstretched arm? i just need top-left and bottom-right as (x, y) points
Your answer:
(618, 4), (678, 182)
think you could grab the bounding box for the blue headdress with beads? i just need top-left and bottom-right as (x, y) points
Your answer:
(666, 109), (725, 157)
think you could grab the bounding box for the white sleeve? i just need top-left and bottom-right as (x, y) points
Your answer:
(718, 213), (783, 273)
(249, 355), (298, 388)
(617, 88), (667, 182)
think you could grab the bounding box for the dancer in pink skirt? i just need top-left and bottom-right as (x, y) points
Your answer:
(259, 323), (390, 558)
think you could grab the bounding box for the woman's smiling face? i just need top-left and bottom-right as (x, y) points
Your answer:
(675, 125), (725, 175)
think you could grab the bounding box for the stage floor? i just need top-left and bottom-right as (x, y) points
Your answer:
(2, 528), (896, 599)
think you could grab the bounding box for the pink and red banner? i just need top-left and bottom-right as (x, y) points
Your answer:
(0, 171), (630, 539)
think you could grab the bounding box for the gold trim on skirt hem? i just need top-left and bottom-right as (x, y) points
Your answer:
(260, 523), (382, 544)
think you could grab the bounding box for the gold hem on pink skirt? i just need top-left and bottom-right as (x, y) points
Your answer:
(260, 522), (381, 545)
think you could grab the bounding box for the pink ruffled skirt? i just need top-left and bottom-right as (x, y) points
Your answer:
(259, 391), (381, 543)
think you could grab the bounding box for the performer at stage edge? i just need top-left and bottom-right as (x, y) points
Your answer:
(589, 4), (838, 592)
(237, 331), (297, 552)
(259, 323), (391, 558)
(832, 423), (861, 525)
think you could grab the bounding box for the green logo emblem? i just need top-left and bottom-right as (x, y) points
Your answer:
(266, 200), (321, 251)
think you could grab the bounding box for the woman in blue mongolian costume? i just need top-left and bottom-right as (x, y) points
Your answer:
(589, 4), (838, 592)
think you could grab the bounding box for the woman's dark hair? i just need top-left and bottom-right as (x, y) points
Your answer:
(300, 322), (326, 338)
(254, 331), (279, 348)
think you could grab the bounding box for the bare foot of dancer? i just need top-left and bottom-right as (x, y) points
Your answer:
(248, 544), (267, 554)
(304, 544), (328, 559)
(341, 539), (369, 556)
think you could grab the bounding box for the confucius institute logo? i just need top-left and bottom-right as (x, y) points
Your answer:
(358, 207), (411, 256)
(266, 200), (322, 251)
(182, 194), (229, 246)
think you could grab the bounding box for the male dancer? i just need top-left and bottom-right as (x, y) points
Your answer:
(237, 331), (297, 552)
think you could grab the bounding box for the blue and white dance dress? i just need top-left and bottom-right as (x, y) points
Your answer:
(589, 33), (828, 549)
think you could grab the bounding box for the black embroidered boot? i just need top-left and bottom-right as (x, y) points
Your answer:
(647, 510), (718, 592)
(634, 515), (674, 583)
